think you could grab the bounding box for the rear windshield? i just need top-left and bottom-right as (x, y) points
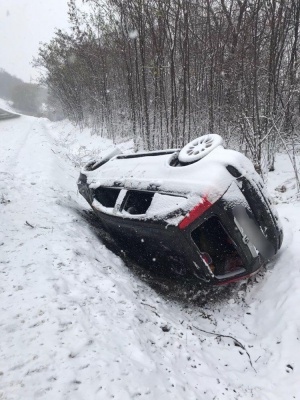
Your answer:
(191, 216), (244, 277)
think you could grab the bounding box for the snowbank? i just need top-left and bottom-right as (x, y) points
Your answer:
(0, 114), (299, 399)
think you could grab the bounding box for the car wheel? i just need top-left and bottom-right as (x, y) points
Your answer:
(178, 134), (223, 163)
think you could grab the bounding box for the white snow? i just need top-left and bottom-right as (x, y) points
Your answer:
(0, 98), (15, 113)
(147, 193), (187, 218)
(128, 30), (139, 39)
(0, 111), (300, 399)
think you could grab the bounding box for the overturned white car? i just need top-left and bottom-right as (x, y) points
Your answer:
(78, 135), (283, 285)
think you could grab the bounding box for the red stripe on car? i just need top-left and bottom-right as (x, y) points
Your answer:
(179, 196), (212, 230)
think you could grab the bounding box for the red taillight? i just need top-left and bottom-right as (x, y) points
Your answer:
(179, 196), (212, 230)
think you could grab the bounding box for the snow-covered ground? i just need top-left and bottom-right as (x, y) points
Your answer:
(0, 107), (300, 399)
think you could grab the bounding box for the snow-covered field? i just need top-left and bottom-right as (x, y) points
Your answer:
(1, 104), (300, 399)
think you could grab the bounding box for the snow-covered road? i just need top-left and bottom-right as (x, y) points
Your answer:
(0, 114), (300, 400)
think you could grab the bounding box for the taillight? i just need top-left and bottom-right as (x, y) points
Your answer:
(179, 196), (212, 229)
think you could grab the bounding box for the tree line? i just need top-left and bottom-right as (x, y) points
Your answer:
(35, 0), (300, 172)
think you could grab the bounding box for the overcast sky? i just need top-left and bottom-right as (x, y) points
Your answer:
(0, 0), (70, 82)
